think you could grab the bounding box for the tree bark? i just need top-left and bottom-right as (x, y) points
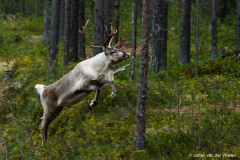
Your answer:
(48, 0), (61, 76)
(12, 0), (18, 15)
(78, 0), (86, 59)
(93, 0), (104, 56)
(130, 0), (138, 80)
(136, 0), (150, 151)
(59, 0), (65, 41)
(63, 0), (71, 66)
(114, 0), (120, 44)
(35, 0), (38, 20)
(211, 0), (217, 59)
(179, 0), (191, 64)
(236, 0), (240, 49)
(104, 0), (111, 41)
(43, 0), (52, 46)
(69, 0), (79, 62)
(195, 0), (199, 76)
(22, 0), (25, 16)
(149, 0), (168, 73)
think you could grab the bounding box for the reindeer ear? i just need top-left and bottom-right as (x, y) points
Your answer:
(102, 47), (110, 55)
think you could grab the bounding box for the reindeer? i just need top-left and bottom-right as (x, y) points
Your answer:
(35, 20), (130, 145)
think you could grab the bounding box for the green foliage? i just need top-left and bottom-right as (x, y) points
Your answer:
(1, 2), (240, 159)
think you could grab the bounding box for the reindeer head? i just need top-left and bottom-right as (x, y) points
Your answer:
(80, 19), (130, 64)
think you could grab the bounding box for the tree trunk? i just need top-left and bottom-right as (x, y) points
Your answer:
(236, 0), (240, 49)
(130, 0), (138, 80)
(69, 0), (79, 62)
(211, 0), (217, 59)
(104, 0), (112, 41)
(93, 0), (104, 56)
(59, 0), (65, 41)
(35, 0), (38, 20)
(136, 0), (150, 151)
(22, 0), (25, 16)
(48, 0), (61, 76)
(43, 0), (52, 46)
(149, 0), (168, 73)
(12, 0), (18, 15)
(195, 0), (199, 76)
(78, 0), (86, 59)
(179, 0), (191, 64)
(1, 0), (5, 14)
(114, 0), (120, 44)
(63, 0), (71, 66)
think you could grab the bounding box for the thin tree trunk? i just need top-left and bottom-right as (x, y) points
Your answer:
(211, 0), (217, 59)
(78, 0), (86, 59)
(131, 0), (138, 80)
(63, 0), (71, 66)
(149, 0), (168, 73)
(236, 0), (240, 49)
(114, 0), (120, 44)
(22, 0), (25, 16)
(195, 0), (199, 76)
(104, 0), (111, 41)
(12, 0), (18, 15)
(35, 0), (38, 20)
(59, 0), (65, 41)
(28, 106), (32, 160)
(48, 0), (61, 76)
(93, 0), (104, 56)
(136, 0), (150, 151)
(69, 0), (79, 62)
(179, 0), (191, 64)
(43, 0), (52, 46)
(1, 0), (5, 14)
(3, 136), (7, 160)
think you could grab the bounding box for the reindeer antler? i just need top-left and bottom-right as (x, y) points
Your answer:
(113, 32), (126, 48)
(79, 19), (125, 49)
(104, 19), (118, 48)
(79, 19), (102, 49)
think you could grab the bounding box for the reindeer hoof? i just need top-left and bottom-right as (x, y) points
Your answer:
(111, 91), (117, 96)
(89, 100), (97, 109)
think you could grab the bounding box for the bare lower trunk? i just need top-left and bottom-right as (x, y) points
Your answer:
(69, 0), (79, 62)
(131, 0), (138, 80)
(114, 0), (120, 44)
(149, 0), (168, 73)
(63, 0), (71, 66)
(78, 0), (85, 59)
(93, 0), (104, 56)
(12, 0), (18, 15)
(59, 0), (65, 41)
(136, 0), (150, 151)
(35, 0), (38, 20)
(236, 0), (240, 49)
(104, 0), (111, 41)
(195, 0), (199, 76)
(211, 0), (217, 59)
(179, 0), (191, 64)
(22, 0), (25, 16)
(48, 0), (61, 76)
(43, 0), (52, 46)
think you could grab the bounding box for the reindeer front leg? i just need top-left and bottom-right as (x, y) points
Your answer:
(89, 87), (100, 109)
(110, 81), (117, 96)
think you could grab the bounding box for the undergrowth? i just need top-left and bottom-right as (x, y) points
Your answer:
(1, 5), (240, 160)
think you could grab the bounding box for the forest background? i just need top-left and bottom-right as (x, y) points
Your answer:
(0, 0), (240, 159)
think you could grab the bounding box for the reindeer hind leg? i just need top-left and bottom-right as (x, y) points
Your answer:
(41, 106), (63, 146)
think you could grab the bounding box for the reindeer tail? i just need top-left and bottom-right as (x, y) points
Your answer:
(35, 84), (46, 105)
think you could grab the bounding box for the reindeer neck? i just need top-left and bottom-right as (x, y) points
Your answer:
(90, 52), (115, 73)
